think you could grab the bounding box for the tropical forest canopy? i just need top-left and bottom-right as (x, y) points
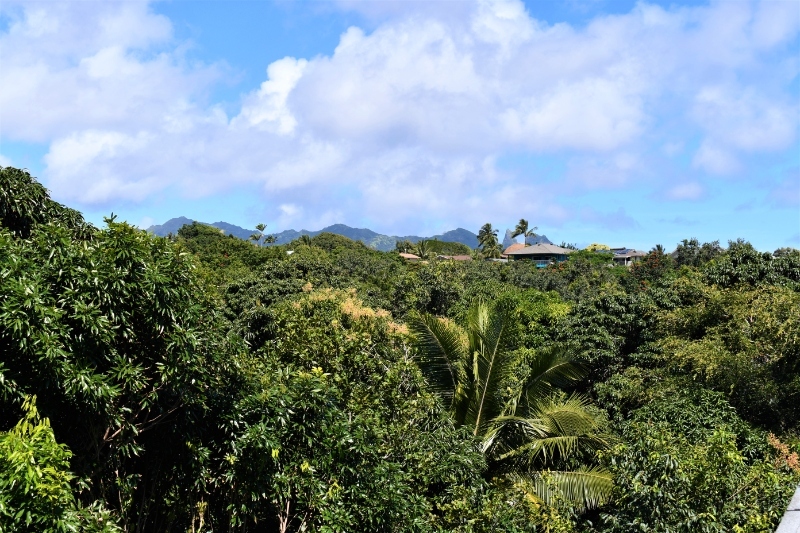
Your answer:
(1, 166), (799, 532)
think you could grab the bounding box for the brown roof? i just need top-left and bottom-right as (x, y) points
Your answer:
(399, 253), (420, 260)
(506, 243), (573, 256)
(502, 243), (526, 255)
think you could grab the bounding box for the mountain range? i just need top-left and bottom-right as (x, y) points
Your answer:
(146, 217), (481, 251)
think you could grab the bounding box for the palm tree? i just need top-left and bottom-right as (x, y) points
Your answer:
(512, 218), (538, 246)
(414, 239), (434, 260)
(651, 244), (665, 254)
(408, 300), (612, 510)
(250, 223), (276, 247)
(477, 223), (501, 259)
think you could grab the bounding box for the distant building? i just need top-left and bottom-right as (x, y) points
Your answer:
(437, 255), (472, 261)
(505, 243), (572, 267)
(399, 253), (421, 261)
(610, 248), (646, 266)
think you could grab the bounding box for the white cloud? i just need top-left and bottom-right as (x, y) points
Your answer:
(751, 0), (800, 50)
(692, 143), (740, 175)
(471, 0), (536, 51)
(0, 1), (221, 142)
(664, 181), (705, 201)
(236, 57), (308, 135)
(692, 85), (797, 154)
(0, 0), (797, 234)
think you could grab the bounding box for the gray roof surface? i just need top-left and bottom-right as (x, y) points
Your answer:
(506, 243), (573, 256)
(613, 250), (647, 258)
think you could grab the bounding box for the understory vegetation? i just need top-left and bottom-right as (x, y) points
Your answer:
(1, 166), (799, 532)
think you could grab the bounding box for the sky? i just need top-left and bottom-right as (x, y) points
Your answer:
(0, 0), (798, 251)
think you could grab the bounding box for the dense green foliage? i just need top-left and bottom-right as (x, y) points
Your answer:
(1, 166), (798, 532)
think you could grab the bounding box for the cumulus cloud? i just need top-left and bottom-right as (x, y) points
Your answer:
(0, 0), (798, 233)
(235, 57), (308, 135)
(0, 1), (223, 143)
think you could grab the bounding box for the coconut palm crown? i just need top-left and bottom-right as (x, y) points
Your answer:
(512, 218), (538, 245)
(477, 223), (502, 259)
(408, 299), (612, 511)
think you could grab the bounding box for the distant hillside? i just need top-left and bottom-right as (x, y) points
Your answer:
(147, 218), (479, 251)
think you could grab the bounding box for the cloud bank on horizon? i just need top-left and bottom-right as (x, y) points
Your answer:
(0, 0), (798, 248)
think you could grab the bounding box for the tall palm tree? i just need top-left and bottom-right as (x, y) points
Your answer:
(250, 223), (276, 247)
(408, 300), (612, 510)
(477, 223), (501, 259)
(651, 244), (665, 254)
(512, 219), (538, 246)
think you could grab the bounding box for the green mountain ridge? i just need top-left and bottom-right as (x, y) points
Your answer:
(146, 217), (480, 251)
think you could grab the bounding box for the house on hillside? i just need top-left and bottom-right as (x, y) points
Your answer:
(611, 248), (646, 266)
(505, 243), (572, 267)
(399, 253), (421, 261)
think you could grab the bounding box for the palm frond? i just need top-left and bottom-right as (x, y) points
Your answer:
(510, 466), (614, 511)
(534, 394), (607, 442)
(488, 395), (610, 466)
(465, 300), (518, 435)
(522, 346), (586, 407)
(407, 313), (468, 413)
(481, 415), (549, 458)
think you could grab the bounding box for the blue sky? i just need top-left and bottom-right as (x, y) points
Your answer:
(0, 0), (798, 250)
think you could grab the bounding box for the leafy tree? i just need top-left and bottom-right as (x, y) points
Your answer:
(0, 171), (239, 531)
(0, 396), (120, 532)
(567, 249), (614, 269)
(223, 289), (492, 531)
(596, 383), (799, 533)
(628, 249), (674, 287)
(423, 239), (472, 256)
(0, 167), (92, 239)
(308, 232), (370, 253)
(512, 219), (538, 246)
(176, 221), (283, 288)
(409, 299), (612, 511)
(395, 239), (414, 253)
(657, 284), (800, 431)
(703, 239), (800, 289)
(674, 238), (724, 268)
(774, 247), (797, 258)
